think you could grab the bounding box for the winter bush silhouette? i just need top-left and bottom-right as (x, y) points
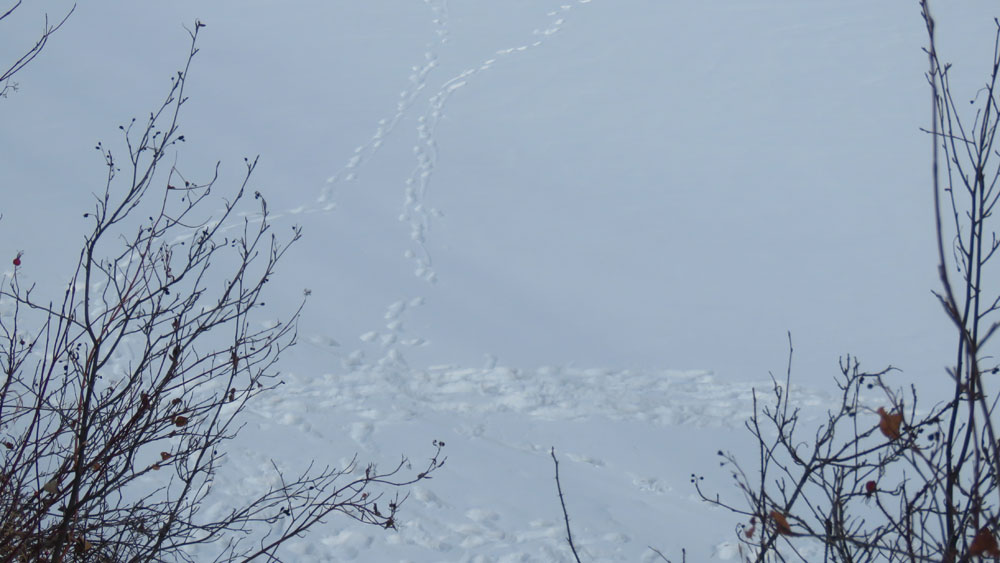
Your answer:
(696, 2), (1000, 561)
(0, 21), (442, 562)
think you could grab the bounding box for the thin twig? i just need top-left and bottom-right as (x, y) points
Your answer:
(649, 545), (685, 562)
(551, 447), (583, 563)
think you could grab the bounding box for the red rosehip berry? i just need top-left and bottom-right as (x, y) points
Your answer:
(865, 480), (877, 497)
(12, 253), (21, 267)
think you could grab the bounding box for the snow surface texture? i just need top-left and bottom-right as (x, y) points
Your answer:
(217, 366), (832, 561)
(1, 0), (997, 560)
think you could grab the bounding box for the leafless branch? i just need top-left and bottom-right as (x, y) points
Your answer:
(551, 448), (583, 563)
(0, 2), (75, 98)
(0, 22), (444, 563)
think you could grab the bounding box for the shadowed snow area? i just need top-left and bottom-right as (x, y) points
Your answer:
(1, 0), (995, 559)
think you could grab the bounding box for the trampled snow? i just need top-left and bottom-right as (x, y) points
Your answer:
(1, 0), (995, 560)
(194, 363), (837, 561)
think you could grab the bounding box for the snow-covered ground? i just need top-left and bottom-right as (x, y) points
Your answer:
(218, 365), (835, 561)
(2, 1), (996, 560)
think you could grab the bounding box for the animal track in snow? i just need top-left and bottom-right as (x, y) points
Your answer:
(308, 1), (596, 369)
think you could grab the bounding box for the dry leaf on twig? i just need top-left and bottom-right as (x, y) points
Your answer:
(770, 510), (793, 535)
(878, 407), (902, 440)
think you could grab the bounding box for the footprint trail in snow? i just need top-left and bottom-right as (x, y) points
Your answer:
(204, 1), (598, 368)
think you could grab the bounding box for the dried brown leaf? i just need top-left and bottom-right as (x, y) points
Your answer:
(970, 527), (1000, 557)
(770, 510), (793, 536)
(878, 407), (902, 440)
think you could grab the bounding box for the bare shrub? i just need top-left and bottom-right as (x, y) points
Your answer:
(697, 2), (1000, 561)
(0, 22), (443, 563)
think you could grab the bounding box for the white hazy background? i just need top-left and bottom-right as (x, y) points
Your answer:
(1, 1), (998, 560)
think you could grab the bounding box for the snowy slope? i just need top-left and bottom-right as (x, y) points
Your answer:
(2, 0), (997, 560)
